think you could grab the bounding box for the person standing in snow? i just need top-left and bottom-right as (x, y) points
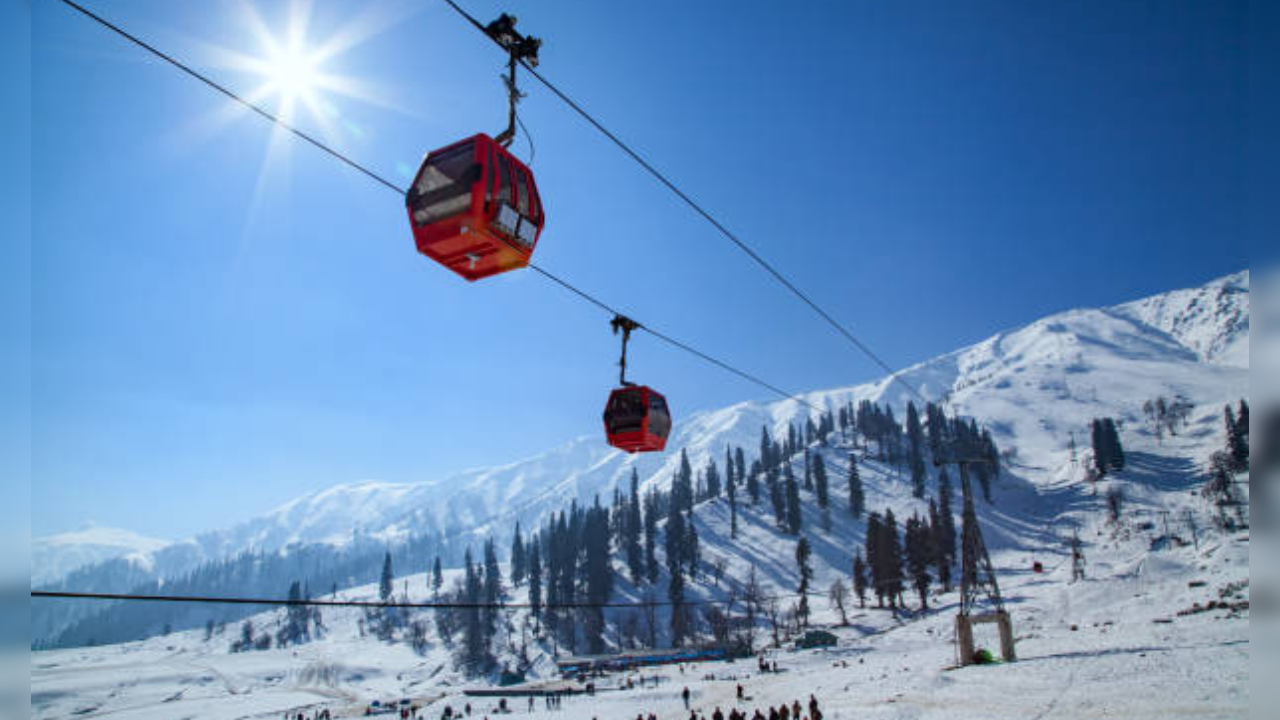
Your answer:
(737, 684), (745, 701)
(682, 686), (691, 708)
(713, 707), (725, 720)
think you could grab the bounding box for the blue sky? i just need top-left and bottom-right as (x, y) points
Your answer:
(26, 0), (1247, 539)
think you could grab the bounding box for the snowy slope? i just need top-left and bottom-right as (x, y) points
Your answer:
(1113, 270), (1249, 368)
(31, 526), (170, 588)
(30, 425), (1251, 719)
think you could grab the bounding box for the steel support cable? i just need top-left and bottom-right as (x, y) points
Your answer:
(33, 562), (1039, 609)
(52, 0), (822, 415)
(438, 0), (931, 407)
(31, 589), (821, 610)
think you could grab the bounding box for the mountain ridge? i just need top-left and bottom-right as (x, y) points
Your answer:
(33, 270), (1249, 591)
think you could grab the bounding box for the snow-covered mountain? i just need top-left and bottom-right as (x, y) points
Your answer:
(31, 257), (1254, 716)
(30, 525), (170, 587)
(35, 270), (1248, 589)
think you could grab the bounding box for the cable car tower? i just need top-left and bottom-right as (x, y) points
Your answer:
(935, 456), (1016, 667)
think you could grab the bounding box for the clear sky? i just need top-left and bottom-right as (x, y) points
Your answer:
(26, 0), (1248, 539)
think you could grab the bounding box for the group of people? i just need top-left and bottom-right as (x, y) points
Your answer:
(754, 657), (780, 674)
(285, 710), (331, 720)
(706, 695), (822, 720)
(670, 685), (823, 720)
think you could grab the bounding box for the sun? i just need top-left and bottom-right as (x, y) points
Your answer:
(264, 44), (321, 106)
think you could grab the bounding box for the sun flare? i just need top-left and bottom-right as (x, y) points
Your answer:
(265, 45), (320, 104)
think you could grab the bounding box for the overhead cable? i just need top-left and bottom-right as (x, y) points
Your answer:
(438, 0), (932, 407)
(52, 0), (823, 415)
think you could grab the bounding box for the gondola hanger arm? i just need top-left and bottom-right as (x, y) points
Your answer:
(484, 13), (540, 147)
(611, 314), (641, 387)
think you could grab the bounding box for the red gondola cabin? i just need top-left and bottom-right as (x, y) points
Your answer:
(603, 386), (671, 453)
(405, 133), (545, 281)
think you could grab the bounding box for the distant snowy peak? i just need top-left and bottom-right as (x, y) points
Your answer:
(32, 526), (170, 586)
(1115, 271), (1249, 368)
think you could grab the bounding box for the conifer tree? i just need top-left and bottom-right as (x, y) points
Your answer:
(904, 513), (932, 610)
(784, 461), (803, 534)
(432, 556), (443, 595)
(686, 515), (700, 579)
(795, 536), (813, 627)
(852, 553), (868, 608)
(925, 402), (946, 458)
(668, 569), (687, 646)
(760, 426), (775, 471)
(379, 552), (394, 603)
(747, 461), (762, 505)
(882, 509), (905, 609)
(666, 495), (687, 584)
(1226, 401), (1250, 471)
(848, 454), (865, 518)
(527, 536), (542, 621)
(705, 459), (722, 498)
(643, 490), (659, 583)
(813, 453), (829, 508)
(936, 466), (957, 576)
(626, 469), (644, 583)
(727, 453), (739, 539)
(483, 537), (502, 637)
(1104, 417), (1125, 471)
(584, 500), (612, 653)
(907, 402), (926, 498)
(1091, 417), (1126, 477)
(929, 498), (952, 592)
(666, 498), (688, 645)
(803, 449), (813, 491)
(462, 548), (487, 672)
(510, 523), (527, 587)
(768, 466), (786, 527)
(673, 449), (693, 512)
(734, 447), (747, 492)
(865, 513), (884, 607)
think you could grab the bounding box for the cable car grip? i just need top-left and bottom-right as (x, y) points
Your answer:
(611, 314), (642, 387)
(485, 13), (541, 148)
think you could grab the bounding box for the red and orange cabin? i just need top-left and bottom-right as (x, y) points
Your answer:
(405, 133), (545, 281)
(603, 386), (672, 453)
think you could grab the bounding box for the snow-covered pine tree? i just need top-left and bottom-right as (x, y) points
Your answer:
(768, 466), (786, 527)
(929, 497), (952, 592)
(795, 536), (813, 627)
(907, 402), (926, 498)
(905, 513), (932, 610)
(865, 513), (884, 607)
(747, 460), (762, 504)
(379, 552), (394, 603)
(848, 454), (865, 518)
(644, 489), (659, 583)
(627, 469), (644, 583)
(852, 553), (868, 608)
(882, 509), (905, 609)
(510, 523), (526, 587)
(784, 461), (803, 534)
(527, 536), (542, 622)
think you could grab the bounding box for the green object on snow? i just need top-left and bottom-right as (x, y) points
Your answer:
(973, 648), (995, 665)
